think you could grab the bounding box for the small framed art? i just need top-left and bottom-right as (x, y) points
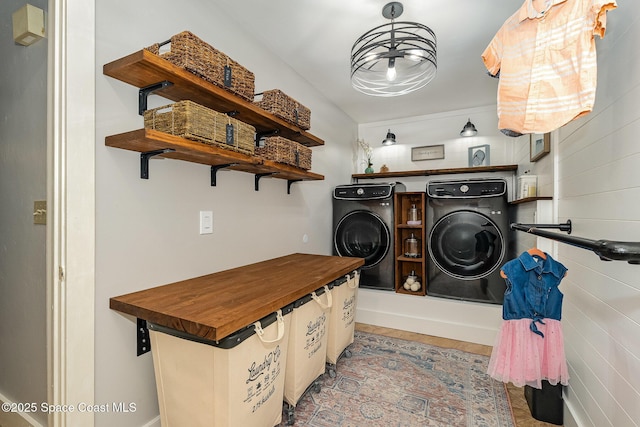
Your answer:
(530, 133), (550, 162)
(411, 144), (445, 161)
(468, 145), (490, 167)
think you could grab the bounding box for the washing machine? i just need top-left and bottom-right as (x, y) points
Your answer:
(333, 182), (405, 291)
(425, 178), (510, 304)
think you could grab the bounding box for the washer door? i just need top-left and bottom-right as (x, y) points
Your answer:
(429, 210), (504, 280)
(334, 210), (390, 268)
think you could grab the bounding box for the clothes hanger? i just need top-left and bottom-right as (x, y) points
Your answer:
(527, 247), (547, 259)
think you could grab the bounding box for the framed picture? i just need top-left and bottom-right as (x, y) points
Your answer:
(411, 144), (445, 161)
(530, 133), (550, 162)
(468, 145), (490, 167)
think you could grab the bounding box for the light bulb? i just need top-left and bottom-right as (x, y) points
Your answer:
(386, 58), (397, 82)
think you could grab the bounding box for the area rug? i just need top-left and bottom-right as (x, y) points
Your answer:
(279, 331), (515, 427)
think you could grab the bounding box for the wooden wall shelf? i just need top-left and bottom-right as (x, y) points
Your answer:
(509, 196), (553, 205)
(103, 49), (324, 147)
(103, 50), (325, 191)
(353, 164), (518, 181)
(106, 129), (324, 185)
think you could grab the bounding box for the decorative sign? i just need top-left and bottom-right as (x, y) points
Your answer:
(411, 144), (445, 161)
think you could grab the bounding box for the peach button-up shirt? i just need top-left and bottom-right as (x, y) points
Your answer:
(482, 0), (617, 136)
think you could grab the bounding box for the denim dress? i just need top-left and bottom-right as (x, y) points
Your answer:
(487, 251), (570, 388)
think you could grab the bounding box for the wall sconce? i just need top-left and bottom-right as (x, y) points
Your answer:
(382, 129), (397, 146)
(460, 118), (478, 137)
(12, 4), (46, 46)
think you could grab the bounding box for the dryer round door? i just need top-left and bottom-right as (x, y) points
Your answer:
(428, 210), (505, 280)
(334, 210), (390, 268)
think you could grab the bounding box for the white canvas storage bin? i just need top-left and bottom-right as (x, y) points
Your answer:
(326, 270), (360, 375)
(148, 305), (293, 427)
(283, 286), (332, 414)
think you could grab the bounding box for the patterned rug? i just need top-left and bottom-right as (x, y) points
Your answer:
(279, 331), (514, 427)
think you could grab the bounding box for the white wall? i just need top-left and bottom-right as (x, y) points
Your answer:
(555, 3), (640, 426)
(95, 1), (356, 426)
(0, 1), (49, 425)
(357, 106), (515, 179)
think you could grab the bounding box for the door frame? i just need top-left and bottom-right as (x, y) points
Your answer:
(47, 0), (95, 425)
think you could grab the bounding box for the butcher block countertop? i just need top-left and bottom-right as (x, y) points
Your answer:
(110, 253), (364, 342)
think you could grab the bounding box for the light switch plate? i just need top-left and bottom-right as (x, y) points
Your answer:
(34, 200), (46, 225)
(199, 211), (213, 234)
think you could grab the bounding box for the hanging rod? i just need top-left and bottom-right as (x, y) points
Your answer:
(510, 221), (640, 264)
(514, 220), (573, 234)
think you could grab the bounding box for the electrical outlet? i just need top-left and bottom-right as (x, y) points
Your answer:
(199, 211), (213, 234)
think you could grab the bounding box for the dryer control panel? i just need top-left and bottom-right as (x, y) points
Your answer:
(334, 182), (406, 200)
(427, 178), (506, 198)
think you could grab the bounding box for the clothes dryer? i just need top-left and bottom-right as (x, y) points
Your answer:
(425, 178), (511, 304)
(333, 182), (405, 290)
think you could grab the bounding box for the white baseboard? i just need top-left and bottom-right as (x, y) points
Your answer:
(355, 288), (503, 346)
(562, 395), (581, 427)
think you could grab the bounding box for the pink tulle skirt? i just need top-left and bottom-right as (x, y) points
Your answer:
(487, 318), (569, 389)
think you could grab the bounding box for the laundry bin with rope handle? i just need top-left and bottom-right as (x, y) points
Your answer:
(282, 285), (332, 425)
(147, 304), (293, 427)
(326, 269), (360, 377)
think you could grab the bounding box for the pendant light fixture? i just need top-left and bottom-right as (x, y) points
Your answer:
(382, 129), (396, 146)
(460, 118), (478, 137)
(351, 2), (437, 97)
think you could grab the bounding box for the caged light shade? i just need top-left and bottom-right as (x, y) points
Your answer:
(351, 2), (437, 97)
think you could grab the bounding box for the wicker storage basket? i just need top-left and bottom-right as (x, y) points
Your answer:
(146, 31), (255, 102)
(254, 90), (311, 130)
(255, 136), (312, 170)
(144, 100), (255, 155)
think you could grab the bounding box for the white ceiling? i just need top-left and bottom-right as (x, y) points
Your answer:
(215, 0), (523, 124)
